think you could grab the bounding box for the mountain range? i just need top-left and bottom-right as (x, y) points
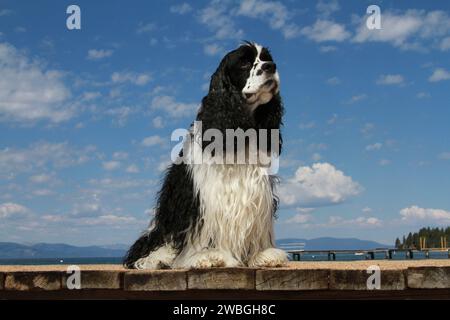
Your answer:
(0, 238), (391, 259)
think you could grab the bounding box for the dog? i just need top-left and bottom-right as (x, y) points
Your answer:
(124, 41), (287, 269)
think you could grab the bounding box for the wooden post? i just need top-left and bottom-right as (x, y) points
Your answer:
(328, 252), (336, 261)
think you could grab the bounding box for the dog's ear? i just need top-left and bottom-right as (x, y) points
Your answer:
(254, 93), (284, 155)
(209, 57), (232, 94)
(254, 93), (283, 129)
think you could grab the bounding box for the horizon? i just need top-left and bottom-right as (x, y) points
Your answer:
(1, 236), (392, 248)
(1, 1), (450, 246)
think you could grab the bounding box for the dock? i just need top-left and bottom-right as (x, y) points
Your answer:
(288, 248), (450, 261)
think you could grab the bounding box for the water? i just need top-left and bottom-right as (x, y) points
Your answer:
(1, 251), (448, 265)
(0, 257), (123, 265)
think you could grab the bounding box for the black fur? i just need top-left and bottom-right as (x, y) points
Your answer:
(123, 42), (284, 268)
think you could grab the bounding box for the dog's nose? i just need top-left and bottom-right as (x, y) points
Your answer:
(261, 62), (276, 74)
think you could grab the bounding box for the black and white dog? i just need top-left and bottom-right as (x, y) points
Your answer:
(124, 42), (287, 269)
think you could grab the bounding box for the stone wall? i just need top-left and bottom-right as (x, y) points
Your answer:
(1, 261), (449, 299)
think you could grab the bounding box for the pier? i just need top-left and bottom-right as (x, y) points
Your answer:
(288, 248), (450, 261)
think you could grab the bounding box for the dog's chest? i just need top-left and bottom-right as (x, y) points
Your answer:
(188, 162), (274, 255)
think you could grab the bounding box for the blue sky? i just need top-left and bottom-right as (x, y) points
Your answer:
(1, 0), (450, 246)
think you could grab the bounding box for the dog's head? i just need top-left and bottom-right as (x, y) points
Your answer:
(209, 41), (280, 109)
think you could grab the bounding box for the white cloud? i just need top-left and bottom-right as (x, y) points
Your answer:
(428, 68), (450, 82)
(326, 76), (340, 85)
(82, 91), (101, 101)
(88, 177), (153, 190)
(438, 152), (450, 160)
(379, 159), (391, 166)
(105, 106), (138, 127)
(440, 36), (450, 51)
(87, 49), (113, 60)
(416, 92), (430, 99)
(400, 205), (450, 223)
(0, 42), (72, 123)
(311, 153), (322, 161)
(0, 202), (29, 219)
(150, 95), (199, 118)
(111, 71), (151, 86)
(365, 142), (383, 151)
(204, 43), (223, 56)
(126, 164), (140, 173)
(0, 9), (13, 17)
(112, 152), (128, 160)
(141, 135), (166, 147)
(316, 0), (340, 17)
(32, 189), (54, 196)
(136, 22), (156, 34)
(29, 173), (52, 184)
(102, 161), (121, 171)
(345, 94), (367, 104)
(301, 20), (350, 42)
(354, 216), (382, 227)
(376, 74), (405, 86)
(278, 162), (363, 207)
(319, 45), (337, 53)
(79, 214), (138, 226)
(152, 116), (165, 128)
(285, 213), (313, 224)
(361, 123), (375, 136)
(199, 0), (244, 40)
(170, 3), (192, 15)
(299, 121), (315, 130)
(353, 10), (450, 51)
(362, 207), (372, 213)
(325, 215), (382, 227)
(237, 0), (301, 39)
(0, 142), (96, 177)
(327, 114), (338, 124)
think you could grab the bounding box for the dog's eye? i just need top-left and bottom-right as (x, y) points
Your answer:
(240, 62), (252, 70)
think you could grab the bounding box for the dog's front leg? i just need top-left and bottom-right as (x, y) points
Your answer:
(248, 248), (288, 268)
(173, 249), (241, 269)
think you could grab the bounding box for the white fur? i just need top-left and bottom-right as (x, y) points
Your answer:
(242, 43), (280, 109)
(248, 248), (288, 268)
(169, 149), (286, 269)
(134, 243), (177, 269)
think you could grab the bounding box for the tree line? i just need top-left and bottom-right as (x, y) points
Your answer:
(395, 227), (450, 249)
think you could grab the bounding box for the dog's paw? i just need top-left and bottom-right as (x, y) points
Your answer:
(248, 248), (288, 268)
(187, 250), (241, 269)
(133, 244), (177, 270)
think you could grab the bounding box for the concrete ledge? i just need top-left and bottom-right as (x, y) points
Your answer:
(124, 270), (187, 291)
(188, 268), (255, 290)
(63, 270), (123, 290)
(407, 266), (450, 289)
(5, 272), (61, 291)
(0, 272), (4, 290)
(256, 268), (329, 290)
(329, 269), (406, 290)
(0, 261), (449, 299)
